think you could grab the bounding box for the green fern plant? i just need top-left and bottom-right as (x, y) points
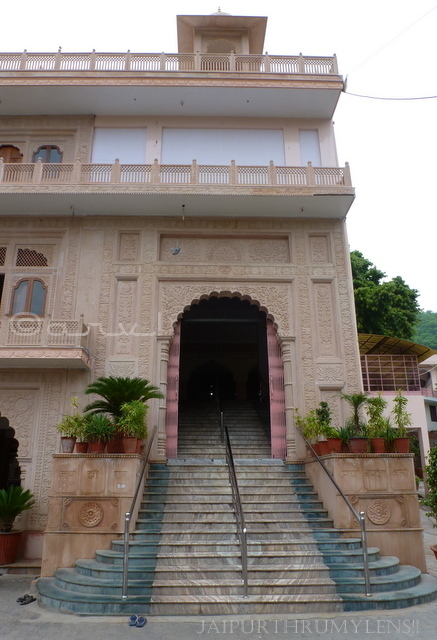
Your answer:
(0, 486), (35, 532)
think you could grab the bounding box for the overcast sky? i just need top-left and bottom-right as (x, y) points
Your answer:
(2, 1), (436, 311)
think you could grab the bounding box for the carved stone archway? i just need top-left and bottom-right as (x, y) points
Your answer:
(156, 286), (296, 461)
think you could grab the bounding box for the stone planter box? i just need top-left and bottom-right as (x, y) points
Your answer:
(41, 453), (144, 577)
(305, 453), (426, 572)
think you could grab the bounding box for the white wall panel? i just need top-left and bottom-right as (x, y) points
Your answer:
(91, 129), (147, 164)
(161, 129), (285, 166)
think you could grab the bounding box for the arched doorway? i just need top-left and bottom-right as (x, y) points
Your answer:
(0, 415), (21, 490)
(165, 295), (287, 459)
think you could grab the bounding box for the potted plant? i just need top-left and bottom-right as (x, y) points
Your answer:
(55, 397), (86, 453)
(83, 414), (115, 453)
(366, 393), (388, 453)
(316, 401), (340, 454)
(0, 485), (35, 564)
(391, 389), (412, 453)
(117, 400), (148, 453)
(422, 446), (437, 559)
(84, 376), (164, 422)
(295, 408), (323, 456)
(341, 392), (369, 453)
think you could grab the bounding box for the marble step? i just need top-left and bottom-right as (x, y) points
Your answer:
(148, 592), (344, 615)
(151, 578), (338, 596)
(152, 563), (333, 581)
(54, 568), (153, 596)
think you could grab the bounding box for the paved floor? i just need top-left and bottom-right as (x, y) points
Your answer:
(1, 504), (437, 640)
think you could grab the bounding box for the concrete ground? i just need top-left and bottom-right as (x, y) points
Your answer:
(1, 501), (437, 640)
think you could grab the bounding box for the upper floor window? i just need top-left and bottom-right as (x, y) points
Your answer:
(32, 145), (62, 163)
(0, 145), (23, 163)
(11, 278), (47, 316)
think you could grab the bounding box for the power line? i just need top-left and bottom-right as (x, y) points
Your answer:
(343, 91), (437, 101)
(346, 4), (437, 77)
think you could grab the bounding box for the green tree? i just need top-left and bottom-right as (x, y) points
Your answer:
(350, 251), (420, 339)
(413, 310), (437, 350)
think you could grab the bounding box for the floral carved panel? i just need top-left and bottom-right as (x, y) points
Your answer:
(158, 281), (292, 336)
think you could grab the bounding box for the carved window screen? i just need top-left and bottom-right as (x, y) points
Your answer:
(0, 247), (6, 266)
(16, 248), (49, 267)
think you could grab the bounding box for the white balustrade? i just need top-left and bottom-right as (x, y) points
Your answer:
(0, 158), (352, 188)
(2, 316), (89, 349)
(0, 51), (339, 75)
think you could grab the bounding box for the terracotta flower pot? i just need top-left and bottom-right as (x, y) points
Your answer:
(60, 436), (76, 453)
(394, 437), (410, 454)
(431, 544), (437, 560)
(0, 531), (22, 564)
(312, 442), (322, 456)
(370, 437), (386, 454)
(349, 437), (368, 454)
(87, 440), (106, 453)
(318, 441), (330, 456)
(122, 436), (138, 453)
(106, 435), (124, 454)
(75, 441), (89, 454)
(327, 437), (342, 454)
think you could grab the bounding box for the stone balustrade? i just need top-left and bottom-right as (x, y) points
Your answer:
(0, 51), (338, 75)
(0, 315), (89, 348)
(0, 159), (352, 189)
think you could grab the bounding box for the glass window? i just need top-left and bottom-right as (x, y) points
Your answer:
(32, 146), (62, 163)
(11, 279), (47, 316)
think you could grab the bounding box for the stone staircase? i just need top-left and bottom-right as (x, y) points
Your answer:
(37, 401), (437, 614)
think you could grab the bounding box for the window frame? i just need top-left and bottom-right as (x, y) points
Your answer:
(10, 278), (47, 317)
(32, 145), (63, 163)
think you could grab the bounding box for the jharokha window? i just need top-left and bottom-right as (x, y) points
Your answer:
(11, 278), (47, 316)
(32, 145), (62, 163)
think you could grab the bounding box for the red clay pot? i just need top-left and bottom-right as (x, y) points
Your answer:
(0, 531), (22, 564)
(122, 436), (138, 454)
(87, 440), (105, 453)
(394, 437), (410, 453)
(327, 437), (342, 454)
(75, 441), (89, 454)
(370, 437), (386, 454)
(318, 441), (330, 456)
(349, 437), (368, 454)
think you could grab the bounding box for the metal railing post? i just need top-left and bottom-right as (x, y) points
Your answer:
(120, 425), (158, 599)
(298, 429), (372, 596)
(121, 513), (131, 599)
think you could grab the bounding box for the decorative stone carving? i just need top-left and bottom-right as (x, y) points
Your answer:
(313, 281), (338, 358)
(79, 502), (104, 528)
(367, 499), (391, 525)
(363, 459), (388, 491)
(118, 232), (140, 262)
(309, 234), (331, 264)
(317, 364), (343, 385)
(107, 359), (137, 377)
(159, 283), (291, 335)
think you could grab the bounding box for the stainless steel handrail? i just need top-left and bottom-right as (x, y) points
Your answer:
(223, 424), (248, 597)
(298, 430), (372, 596)
(121, 425), (158, 599)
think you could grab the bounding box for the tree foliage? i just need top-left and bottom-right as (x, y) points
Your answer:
(350, 250), (420, 339)
(413, 310), (437, 350)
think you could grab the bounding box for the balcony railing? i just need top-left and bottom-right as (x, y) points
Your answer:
(0, 51), (338, 75)
(0, 316), (89, 349)
(0, 159), (352, 188)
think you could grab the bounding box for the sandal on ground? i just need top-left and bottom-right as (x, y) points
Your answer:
(20, 595), (36, 605)
(129, 615), (138, 626)
(136, 617), (147, 628)
(16, 594), (30, 603)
